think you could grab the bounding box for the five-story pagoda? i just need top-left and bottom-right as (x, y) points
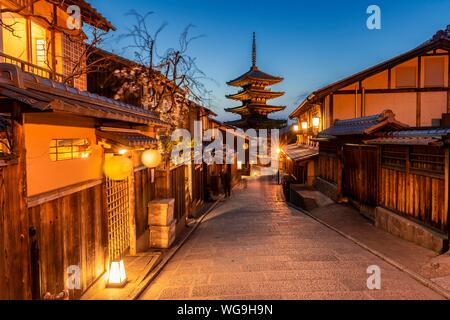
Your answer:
(225, 33), (287, 130)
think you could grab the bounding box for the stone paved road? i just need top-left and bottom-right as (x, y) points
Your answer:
(140, 178), (445, 300)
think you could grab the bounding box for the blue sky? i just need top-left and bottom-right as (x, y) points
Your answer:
(89, 0), (450, 122)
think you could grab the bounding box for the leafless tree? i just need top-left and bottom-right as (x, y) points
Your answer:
(114, 11), (212, 128)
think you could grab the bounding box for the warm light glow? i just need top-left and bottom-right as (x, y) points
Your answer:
(237, 161), (243, 170)
(243, 143), (249, 150)
(293, 125), (299, 132)
(276, 147), (281, 155)
(313, 117), (320, 128)
(103, 156), (133, 181)
(141, 149), (162, 169)
(118, 149), (128, 155)
(253, 172), (258, 176)
(301, 121), (308, 130)
(108, 260), (127, 288)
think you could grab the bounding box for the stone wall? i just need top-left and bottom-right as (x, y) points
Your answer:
(375, 207), (449, 253)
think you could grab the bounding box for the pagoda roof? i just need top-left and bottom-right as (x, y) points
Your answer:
(226, 88), (285, 101)
(227, 66), (283, 87)
(225, 118), (287, 130)
(226, 104), (286, 116)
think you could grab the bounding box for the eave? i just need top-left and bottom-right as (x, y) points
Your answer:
(226, 89), (285, 101)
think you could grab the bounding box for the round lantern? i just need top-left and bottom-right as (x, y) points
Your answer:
(103, 156), (133, 181)
(141, 149), (162, 169)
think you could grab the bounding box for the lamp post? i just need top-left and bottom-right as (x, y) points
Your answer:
(276, 147), (282, 185)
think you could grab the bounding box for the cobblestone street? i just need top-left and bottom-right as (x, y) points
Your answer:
(140, 178), (445, 300)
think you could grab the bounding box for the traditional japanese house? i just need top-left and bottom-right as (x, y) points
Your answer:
(293, 26), (450, 129)
(87, 49), (220, 231)
(290, 26), (450, 165)
(0, 0), (171, 300)
(0, 63), (167, 299)
(225, 33), (286, 130)
(315, 110), (450, 252)
(206, 118), (248, 196)
(366, 128), (450, 252)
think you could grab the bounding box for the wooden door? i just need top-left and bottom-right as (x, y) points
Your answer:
(343, 145), (378, 206)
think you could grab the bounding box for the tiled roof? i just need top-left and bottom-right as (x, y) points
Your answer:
(318, 110), (408, 138)
(0, 64), (167, 126)
(96, 129), (158, 147)
(227, 66), (283, 87)
(283, 144), (318, 162)
(366, 127), (450, 146)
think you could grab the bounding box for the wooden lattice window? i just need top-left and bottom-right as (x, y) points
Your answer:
(106, 178), (130, 260)
(410, 146), (445, 177)
(49, 138), (90, 161)
(381, 145), (408, 171)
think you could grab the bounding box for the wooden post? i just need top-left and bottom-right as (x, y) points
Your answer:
(128, 171), (137, 256)
(445, 147), (449, 238)
(417, 56), (422, 127)
(337, 145), (343, 199)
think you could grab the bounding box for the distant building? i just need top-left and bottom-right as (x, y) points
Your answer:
(225, 33), (287, 130)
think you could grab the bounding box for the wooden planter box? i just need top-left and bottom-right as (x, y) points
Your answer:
(149, 220), (176, 249)
(148, 198), (175, 227)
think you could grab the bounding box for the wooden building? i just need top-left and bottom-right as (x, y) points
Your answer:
(0, 0), (174, 300)
(0, 63), (167, 299)
(315, 110), (450, 252)
(290, 26), (450, 144)
(225, 33), (286, 130)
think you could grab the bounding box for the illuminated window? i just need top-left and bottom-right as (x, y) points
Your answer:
(36, 39), (47, 64)
(49, 138), (90, 161)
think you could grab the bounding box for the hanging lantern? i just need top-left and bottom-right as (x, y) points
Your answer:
(237, 161), (243, 170)
(243, 143), (249, 150)
(107, 259), (127, 288)
(141, 149), (162, 169)
(103, 156), (132, 181)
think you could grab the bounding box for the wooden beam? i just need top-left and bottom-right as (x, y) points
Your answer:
(445, 147), (449, 237)
(333, 87), (449, 95)
(417, 56), (422, 127)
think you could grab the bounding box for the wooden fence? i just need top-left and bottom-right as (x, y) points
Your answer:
(378, 145), (448, 233)
(28, 183), (107, 300)
(134, 168), (156, 238)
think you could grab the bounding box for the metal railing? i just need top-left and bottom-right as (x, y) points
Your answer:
(0, 52), (65, 83)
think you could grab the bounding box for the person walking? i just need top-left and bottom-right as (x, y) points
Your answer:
(221, 165), (232, 198)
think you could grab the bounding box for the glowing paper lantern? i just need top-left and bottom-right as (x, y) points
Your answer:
(103, 156), (132, 181)
(293, 125), (299, 132)
(141, 149), (162, 169)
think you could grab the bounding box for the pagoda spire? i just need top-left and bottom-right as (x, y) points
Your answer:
(252, 32), (257, 68)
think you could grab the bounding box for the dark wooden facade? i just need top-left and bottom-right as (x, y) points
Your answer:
(0, 115), (30, 300)
(28, 183), (107, 300)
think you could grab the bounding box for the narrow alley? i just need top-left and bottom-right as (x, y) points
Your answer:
(140, 178), (444, 300)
